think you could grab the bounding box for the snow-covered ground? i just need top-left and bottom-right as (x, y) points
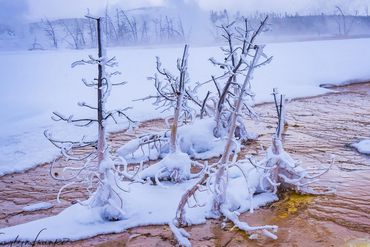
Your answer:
(0, 167), (278, 244)
(2, 38), (370, 176)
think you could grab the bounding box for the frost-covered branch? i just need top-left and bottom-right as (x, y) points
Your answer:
(252, 90), (334, 195)
(137, 46), (200, 124)
(51, 111), (97, 127)
(45, 16), (135, 221)
(172, 18), (279, 244)
(210, 16), (271, 141)
(131, 45), (200, 183)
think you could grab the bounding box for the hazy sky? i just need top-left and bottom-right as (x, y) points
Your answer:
(2, 0), (370, 22)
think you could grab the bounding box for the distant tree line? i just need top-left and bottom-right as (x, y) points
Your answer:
(26, 6), (370, 50)
(29, 7), (185, 50)
(210, 7), (370, 40)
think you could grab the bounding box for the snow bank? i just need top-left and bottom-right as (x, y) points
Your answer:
(0, 169), (278, 244)
(351, 140), (370, 155)
(1, 38), (370, 175)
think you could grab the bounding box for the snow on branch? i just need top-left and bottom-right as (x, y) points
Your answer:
(209, 16), (271, 141)
(51, 111), (98, 127)
(250, 89), (335, 195)
(137, 47), (207, 121)
(45, 16), (136, 221)
(170, 16), (280, 245)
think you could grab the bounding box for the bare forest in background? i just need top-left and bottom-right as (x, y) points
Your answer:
(2, 6), (370, 50)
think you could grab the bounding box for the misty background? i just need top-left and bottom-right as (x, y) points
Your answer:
(1, 0), (370, 50)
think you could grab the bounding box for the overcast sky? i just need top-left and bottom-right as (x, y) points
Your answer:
(1, 0), (370, 22)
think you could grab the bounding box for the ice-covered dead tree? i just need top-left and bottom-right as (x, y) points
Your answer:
(171, 86), (334, 246)
(209, 16), (272, 141)
(117, 16), (272, 164)
(247, 89), (334, 195)
(45, 16), (135, 221)
(129, 45), (204, 183)
(172, 17), (280, 246)
(154, 45), (190, 154)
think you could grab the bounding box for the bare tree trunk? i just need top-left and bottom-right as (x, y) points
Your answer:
(42, 18), (58, 48)
(118, 9), (137, 43)
(213, 46), (262, 212)
(170, 96), (182, 153)
(96, 18), (105, 164)
(213, 18), (267, 138)
(176, 172), (209, 225)
(62, 20), (81, 49)
(141, 20), (149, 43)
(175, 46), (264, 222)
(169, 45), (188, 153)
(86, 9), (95, 47)
(221, 48), (260, 162)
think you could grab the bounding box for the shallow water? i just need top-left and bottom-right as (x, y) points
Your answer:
(0, 84), (369, 246)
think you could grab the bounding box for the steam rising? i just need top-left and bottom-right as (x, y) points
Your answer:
(1, 0), (370, 50)
(0, 0), (28, 26)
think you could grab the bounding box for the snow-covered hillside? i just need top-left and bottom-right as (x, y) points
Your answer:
(1, 38), (370, 176)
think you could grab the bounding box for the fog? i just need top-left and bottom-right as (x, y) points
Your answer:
(0, 0), (28, 29)
(1, 0), (370, 50)
(194, 0), (370, 15)
(0, 0), (29, 49)
(19, 0), (370, 20)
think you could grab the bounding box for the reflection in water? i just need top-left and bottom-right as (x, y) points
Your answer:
(343, 238), (370, 247)
(309, 171), (370, 233)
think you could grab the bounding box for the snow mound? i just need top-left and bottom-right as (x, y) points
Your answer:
(139, 151), (192, 182)
(117, 118), (231, 163)
(178, 118), (229, 159)
(22, 202), (53, 212)
(351, 140), (370, 155)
